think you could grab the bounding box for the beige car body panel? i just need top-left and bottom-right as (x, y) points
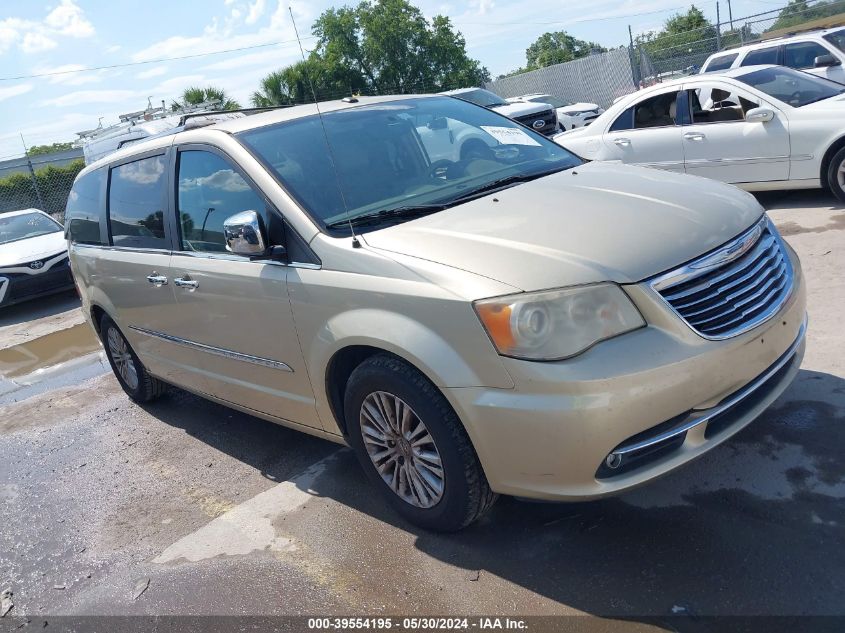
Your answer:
(69, 96), (806, 501)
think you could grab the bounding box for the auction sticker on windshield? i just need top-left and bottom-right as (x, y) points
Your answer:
(480, 126), (542, 146)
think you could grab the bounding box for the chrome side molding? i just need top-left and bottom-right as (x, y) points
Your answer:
(129, 326), (293, 372)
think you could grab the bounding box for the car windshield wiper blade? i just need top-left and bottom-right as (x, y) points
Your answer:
(325, 204), (447, 229)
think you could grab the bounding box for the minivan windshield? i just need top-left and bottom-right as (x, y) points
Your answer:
(238, 96), (581, 233)
(736, 66), (845, 106)
(0, 212), (61, 245)
(824, 29), (845, 53)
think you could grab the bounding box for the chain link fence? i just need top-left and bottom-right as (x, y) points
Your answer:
(0, 153), (85, 224)
(632, 0), (845, 86)
(484, 47), (636, 109)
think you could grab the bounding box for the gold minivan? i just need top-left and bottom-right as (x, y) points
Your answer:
(66, 95), (806, 531)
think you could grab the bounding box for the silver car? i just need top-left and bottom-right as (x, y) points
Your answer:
(66, 95), (806, 531)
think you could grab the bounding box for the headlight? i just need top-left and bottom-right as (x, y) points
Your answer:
(474, 284), (645, 361)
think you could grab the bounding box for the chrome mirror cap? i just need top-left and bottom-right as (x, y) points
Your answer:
(223, 210), (266, 256)
(746, 107), (774, 123)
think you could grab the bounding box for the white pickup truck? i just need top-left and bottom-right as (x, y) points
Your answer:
(441, 88), (558, 136)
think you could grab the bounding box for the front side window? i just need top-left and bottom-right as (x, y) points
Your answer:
(687, 84), (760, 123)
(237, 96), (580, 233)
(65, 168), (104, 245)
(0, 212), (62, 246)
(108, 154), (167, 249)
(703, 53), (738, 73)
(176, 150), (268, 253)
(737, 66), (845, 106)
(783, 41), (832, 69)
(824, 29), (845, 53)
(741, 46), (780, 67)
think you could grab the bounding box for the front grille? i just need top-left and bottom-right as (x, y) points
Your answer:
(514, 109), (556, 135)
(2, 259), (73, 303)
(651, 218), (793, 339)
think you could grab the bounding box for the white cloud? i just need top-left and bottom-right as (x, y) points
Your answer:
(0, 84), (34, 103)
(45, 0), (95, 38)
(202, 48), (296, 72)
(246, 0), (267, 25)
(0, 0), (94, 54)
(106, 44), (121, 53)
(41, 89), (137, 107)
(150, 74), (207, 96)
(136, 66), (168, 80)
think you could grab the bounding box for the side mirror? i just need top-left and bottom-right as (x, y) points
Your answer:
(223, 210), (267, 256)
(746, 107), (775, 123)
(814, 54), (841, 68)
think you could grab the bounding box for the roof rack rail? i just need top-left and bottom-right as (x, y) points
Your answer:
(177, 104), (294, 126)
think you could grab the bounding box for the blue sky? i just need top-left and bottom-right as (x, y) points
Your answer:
(0, 0), (776, 159)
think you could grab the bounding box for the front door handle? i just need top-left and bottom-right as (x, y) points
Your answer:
(613, 137), (631, 147)
(146, 273), (168, 286)
(174, 276), (199, 290)
(683, 132), (705, 141)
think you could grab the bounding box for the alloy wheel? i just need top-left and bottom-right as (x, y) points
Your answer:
(359, 391), (445, 508)
(838, 157), (845, 189)
(107, 327), (139, 391)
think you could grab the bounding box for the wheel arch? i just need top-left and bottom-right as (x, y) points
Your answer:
(820, 134), (845, 186)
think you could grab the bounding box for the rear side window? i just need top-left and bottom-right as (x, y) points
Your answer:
(65, 168), (104, 245)
(108, 155), (168, 249)
(741, 46), (779, 66)
(703, 53), (738, 72)
(783, 41), (832, 69)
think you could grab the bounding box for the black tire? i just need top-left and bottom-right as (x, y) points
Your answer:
(100, 315), (166, 403)
(826, 146), (845, 204)
(344, 354), (497, 531)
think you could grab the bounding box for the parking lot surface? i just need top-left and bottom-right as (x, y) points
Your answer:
(1, 191), (843, 625)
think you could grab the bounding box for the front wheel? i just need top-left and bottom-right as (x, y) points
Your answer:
(344, 354), (497, 531)
(826, 146), (845, 204)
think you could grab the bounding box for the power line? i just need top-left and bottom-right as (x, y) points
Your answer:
(0, 36), (316, 82)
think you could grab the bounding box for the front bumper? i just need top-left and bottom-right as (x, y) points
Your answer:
(445, 248), (806, 500)
(0, 254), (74, 308)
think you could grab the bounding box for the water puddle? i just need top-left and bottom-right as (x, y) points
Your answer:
(0, 323), (101, 379)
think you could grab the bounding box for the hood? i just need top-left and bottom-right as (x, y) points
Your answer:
(490, 101), (551, 118)
(558, 102), (599, 114)
(0, 231), (67, 267)
(361, 162), (763, 292)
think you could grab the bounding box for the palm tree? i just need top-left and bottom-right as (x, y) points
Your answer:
(251, 63), (312, 107)
(171, 86), (240, 111)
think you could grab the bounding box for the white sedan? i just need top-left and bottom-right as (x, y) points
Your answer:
(554, 65), (845, 202)
(0, 208), (74, 308)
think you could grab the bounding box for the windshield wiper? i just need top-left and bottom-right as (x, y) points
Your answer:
(325, 204), (447, 229)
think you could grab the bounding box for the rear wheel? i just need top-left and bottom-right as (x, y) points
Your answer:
(344, 354), (497, 531)
(826, 146), (845, 204)
(100, 315), (166, 403)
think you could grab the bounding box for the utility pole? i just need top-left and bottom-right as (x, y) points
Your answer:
(716, 1), (722, 50)
(728, 0), (734, 30)
(20, 133), (46, 212)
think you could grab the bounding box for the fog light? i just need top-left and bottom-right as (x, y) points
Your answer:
(605, 453), (623, 470)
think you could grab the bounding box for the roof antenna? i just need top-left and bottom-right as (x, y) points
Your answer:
(289, 6), (361, 248)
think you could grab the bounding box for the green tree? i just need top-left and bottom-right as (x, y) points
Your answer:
(767, 0), (844, 32)
(252, 0), (489, 106)
(26, 142), (75, 157)
(634, 5), (718, 73)
(171, 85), (240, 111)
(523, 31), (606, 71)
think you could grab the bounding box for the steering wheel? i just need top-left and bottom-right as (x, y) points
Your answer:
(429, 159), (454, 179)
(788, 90), (803, 105)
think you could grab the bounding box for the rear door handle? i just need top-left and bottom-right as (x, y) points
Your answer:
(684, 132), (705, 141)
(174, 276), (198, 290)
(146, 273), (168, 286)
(613, 137), (631, 147)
